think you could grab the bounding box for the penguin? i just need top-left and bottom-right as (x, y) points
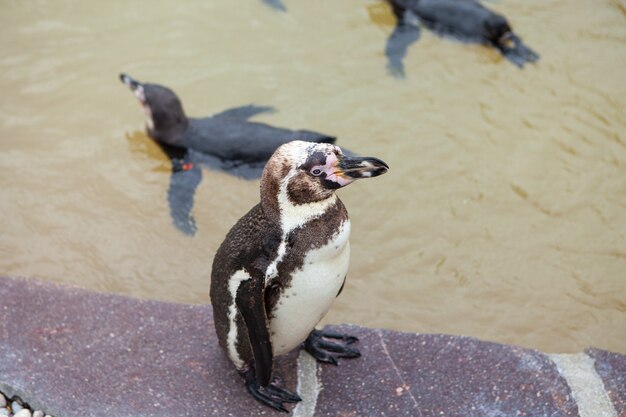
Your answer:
(119, 73), (336, 236)
(384, 0), (540, 77)
(119, 73), (335, 166)
(210, 141), (388, 412)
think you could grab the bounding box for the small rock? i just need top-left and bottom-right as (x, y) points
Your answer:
(0, 408), (9, 416)
(33, 411), (44, 417)
(12, 400), (23, 412)
(0, 393), (5, 407)
(14, 409), (32, 417)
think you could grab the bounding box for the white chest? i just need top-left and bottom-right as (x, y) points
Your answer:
(269, 220), (351, 355)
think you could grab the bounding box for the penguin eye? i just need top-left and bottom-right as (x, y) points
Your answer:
(310, 168), (323, 176)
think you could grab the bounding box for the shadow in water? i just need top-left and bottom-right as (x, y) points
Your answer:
(262, 0), (287, 12)
(125, 131), (265, 237)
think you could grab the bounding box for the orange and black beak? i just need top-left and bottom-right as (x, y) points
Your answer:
(338, 155), (389, 179)
(323, 153), (389, 188)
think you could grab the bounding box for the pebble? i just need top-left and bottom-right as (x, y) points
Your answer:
(0, 392), (52, 417)
(12, 401), (23, 413)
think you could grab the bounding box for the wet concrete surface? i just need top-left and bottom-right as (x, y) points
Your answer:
(0, 276), (623, 417)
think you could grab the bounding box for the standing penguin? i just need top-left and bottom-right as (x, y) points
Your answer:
(210, 141), (388, 412)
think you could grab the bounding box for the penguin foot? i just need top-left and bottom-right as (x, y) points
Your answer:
(304, 329), (361, 365)
(241, 369), (301, 412)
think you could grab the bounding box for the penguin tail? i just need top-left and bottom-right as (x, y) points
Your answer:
(297, 130), (336, 145)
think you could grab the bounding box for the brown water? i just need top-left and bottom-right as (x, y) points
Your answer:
(1, 0), (625, 354)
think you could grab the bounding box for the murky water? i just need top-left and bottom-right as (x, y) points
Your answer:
(1, 0), (625, 354)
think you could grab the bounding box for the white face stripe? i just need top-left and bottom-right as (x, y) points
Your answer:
(265, 167), (338, 284)
(133, 85), (146, 102)
(278, 169), (338, 235)
(227, 269), (251, 369)
(144, 105), (154, 130)
(131, 85), (154, 130)
(262, 141), (342, 283)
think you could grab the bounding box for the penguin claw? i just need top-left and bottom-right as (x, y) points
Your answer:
(318, 330), (359, 344)
(242, 369), (301, 412)
(264, 384), (303, 403)
(305, 329), (361, 365)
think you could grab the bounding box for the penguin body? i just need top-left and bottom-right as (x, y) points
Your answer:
(210, 141), (388, 411)
(269, 217), (350, 356)
(119, 73), (335, 165)
(385, 0), (539, 77)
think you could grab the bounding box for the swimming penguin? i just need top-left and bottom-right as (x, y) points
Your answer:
(210, 141), (388, 412)
(119, 73), (335, 166)
(119, 73), (335, 236)
(385, 0), (540, 77)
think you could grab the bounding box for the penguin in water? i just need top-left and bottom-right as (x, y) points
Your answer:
(210, 141), (388, 412)
(384, 0), (540, 77)
(119, 73), (335, 236)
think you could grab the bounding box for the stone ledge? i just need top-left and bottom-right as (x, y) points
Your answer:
(0, 276), (623, 417)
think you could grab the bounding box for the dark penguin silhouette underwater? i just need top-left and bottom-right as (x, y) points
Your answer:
(262, 0), (287, 12)
(385, 0), (540, 77)
(119, 73), (335, 236)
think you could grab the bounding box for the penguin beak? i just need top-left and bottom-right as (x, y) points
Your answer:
(119, 73), (147, 104)
(498, 31), (516, 48)
(337, 155), (389, 179)
(119, 73), (141, 91)
(323, 154), (388, 188)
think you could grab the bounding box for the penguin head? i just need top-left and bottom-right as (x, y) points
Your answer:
(119, 73), (188, 141)
(484, 14), (512, 45)
(262, 141), (388, 207)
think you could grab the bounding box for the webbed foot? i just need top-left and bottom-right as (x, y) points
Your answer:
(241, 369), (301, 413)
(304, 329), (361, 365)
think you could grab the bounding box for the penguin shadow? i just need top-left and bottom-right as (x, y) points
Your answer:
(125, 130), (266, 237)
(379, 0), (540, 78)
(261, 0), (287, 12)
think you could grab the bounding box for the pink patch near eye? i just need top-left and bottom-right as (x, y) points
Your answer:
(321, 153), (353, 186)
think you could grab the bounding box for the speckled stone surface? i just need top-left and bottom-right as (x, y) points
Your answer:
(586, 348), (626, 415)
(317, 325), (580, 417)
(0, 276), (295, 417)
(0, 276), (624, 417)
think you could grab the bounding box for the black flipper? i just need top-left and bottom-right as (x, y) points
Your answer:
(385, 10), (422, 78)
(262, 0), (287, 12)
(304, 329), (361, 365)
(211, 104), (276, 121)
(236, 278), (274, 387)
(167, 157), (202, 236)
